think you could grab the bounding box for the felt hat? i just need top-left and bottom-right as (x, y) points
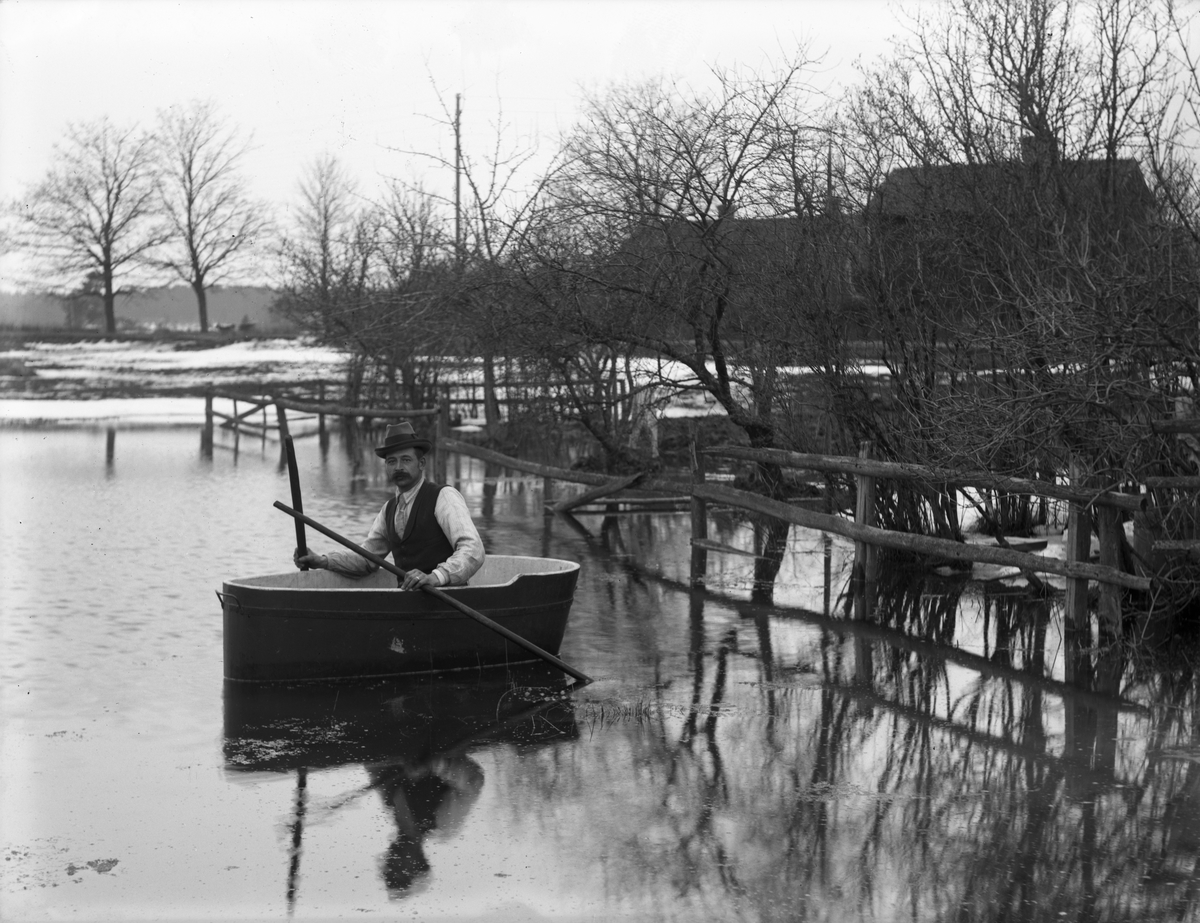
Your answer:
(374, 421), (432, 458)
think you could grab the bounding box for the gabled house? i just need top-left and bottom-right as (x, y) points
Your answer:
(870, 157), (1153, 222)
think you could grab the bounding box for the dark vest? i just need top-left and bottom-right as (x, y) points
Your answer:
(382, 480), (454, 583)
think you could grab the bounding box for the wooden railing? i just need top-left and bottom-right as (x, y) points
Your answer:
(437, 438), (1151, 597)
(199, 386), (1188, 630)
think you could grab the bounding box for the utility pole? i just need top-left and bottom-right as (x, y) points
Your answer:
(454, 92), (463, 269)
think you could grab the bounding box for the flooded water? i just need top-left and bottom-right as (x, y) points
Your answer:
(3, 423), (1200, 922)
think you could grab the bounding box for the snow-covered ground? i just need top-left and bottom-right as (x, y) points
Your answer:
(0, 338), (747, 423)
(0, 397), (207, 426)
(2, 337), (347, 386)
(0, 338), (349, 423)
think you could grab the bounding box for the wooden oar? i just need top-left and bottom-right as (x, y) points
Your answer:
(283, 436), (309, 570)
(273, 501), (593, 685)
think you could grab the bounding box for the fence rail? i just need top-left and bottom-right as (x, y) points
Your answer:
(706, 445), (1146, 513)
(438, 438), (1148, 593)
(199, 392), (1172, 626)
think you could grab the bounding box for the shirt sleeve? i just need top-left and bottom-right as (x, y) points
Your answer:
(431, 486), (486, 586)
(323, 502), (390, 577)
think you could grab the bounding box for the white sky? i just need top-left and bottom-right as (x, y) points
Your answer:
(0, 0), (904, 286)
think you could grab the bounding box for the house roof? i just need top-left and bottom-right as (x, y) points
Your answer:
(871, 159), (1152, 219)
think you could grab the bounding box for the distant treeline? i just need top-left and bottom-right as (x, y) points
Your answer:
(0, 285), (294, 333)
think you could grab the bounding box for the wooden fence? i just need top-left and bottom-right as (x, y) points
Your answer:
(200, 384), (1194, 632)
(437, 438), (1152, 599)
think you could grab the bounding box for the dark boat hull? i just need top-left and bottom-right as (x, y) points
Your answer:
(220, 555), (580, 682)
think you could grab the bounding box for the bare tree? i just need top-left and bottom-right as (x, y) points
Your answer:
(512, 61), (836, 481)
(391, 86), (561, 439)
(831, 0), (1199, 549)
(274, 155), (378, 399)
(12, 117), (167, 334)
(274, 158), (459, 410)
(155, 101), (270, 332)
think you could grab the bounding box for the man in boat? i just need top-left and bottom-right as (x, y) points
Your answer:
(293, 421), (485, 589)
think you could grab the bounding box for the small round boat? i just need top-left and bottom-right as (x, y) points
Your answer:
(219, 555), (580, 683)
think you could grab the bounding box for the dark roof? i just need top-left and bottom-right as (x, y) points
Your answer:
(618, 211), (853, 261)
(871, 159), (1152, 219)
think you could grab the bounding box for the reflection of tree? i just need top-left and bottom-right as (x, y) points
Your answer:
(497, 570), (1200, 922)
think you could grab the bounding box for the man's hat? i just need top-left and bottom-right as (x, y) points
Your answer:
(375, 421), (433, 458)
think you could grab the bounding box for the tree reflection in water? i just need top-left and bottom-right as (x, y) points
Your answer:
(499, 554), (1200, 922)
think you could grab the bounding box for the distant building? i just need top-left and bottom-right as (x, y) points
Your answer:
(870, 157), (1153, 222)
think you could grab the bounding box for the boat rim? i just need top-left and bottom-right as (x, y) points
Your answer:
(223, 554), (580, 592)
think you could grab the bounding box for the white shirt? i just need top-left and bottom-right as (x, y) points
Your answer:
(324, 476), (485, 585)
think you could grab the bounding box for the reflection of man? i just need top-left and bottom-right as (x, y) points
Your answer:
(294, 422), (485, 590)
(367, 756), (485, 897)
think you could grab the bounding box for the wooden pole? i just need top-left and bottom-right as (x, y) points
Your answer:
(1096, 507), (1123, 637)
(317, 381), (327, 446)
(690, 431), (708, 588)
(543, 475), (554, 516)
(274, 401), (291, 468)
(1064, 459), (1093, 682)
(202, 387), (214, 458)
(284, 435), (308, 568)
(436, 384), (451, 485)
(272, 502), (593, 685)
(854, 440), (878, 581)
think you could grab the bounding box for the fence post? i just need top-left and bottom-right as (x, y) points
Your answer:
(201, 386), (214, 458)
(543, 475), (554, 516)
(317, 381), (327, 449)
(689, 430), (708, 588)
(436, 384), (451, 485)
(1063, 458), (1093, 682)
(1095, 507), (1124, 637)
(854, 441), (878, 581)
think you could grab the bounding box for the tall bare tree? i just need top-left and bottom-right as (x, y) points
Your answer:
(392, 87), (560, 439)
(155, 101), (269, 332)
(273, 155), (368, 333)
(13, 117), (166, 334)
(513, 61), (835, 480)
(832, 0), (1198, 544)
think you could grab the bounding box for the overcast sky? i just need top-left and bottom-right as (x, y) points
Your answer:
(0, 0), (904, 286)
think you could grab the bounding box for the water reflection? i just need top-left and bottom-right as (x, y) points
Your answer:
(10, 427), (1200, 921)
(205, 430), (1200, 920)
(572, 579), (1200, 921)
(223, 668), (577, 905)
